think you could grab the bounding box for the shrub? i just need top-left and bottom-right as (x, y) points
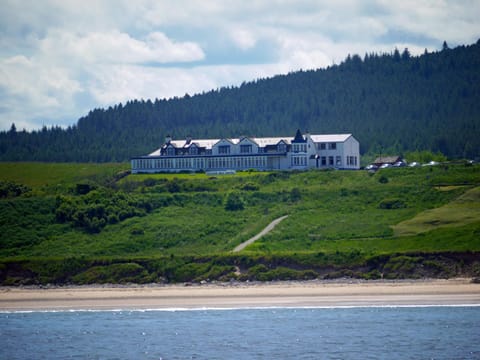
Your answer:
(239, 182), (259, 191)
(378, 175), (389, 184)
(290, 187), (301, 202)
(0, 181), (31, 198)
(72, 263), (151, 284)
(130, 227), (145, 235)
(225, 191), (245, 211)
(379, 198), (407, 209)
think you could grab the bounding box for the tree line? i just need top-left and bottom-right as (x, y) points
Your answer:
(1, 39), (479, 162)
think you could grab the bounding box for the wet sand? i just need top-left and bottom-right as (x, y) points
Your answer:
(1, 278), (479, 311)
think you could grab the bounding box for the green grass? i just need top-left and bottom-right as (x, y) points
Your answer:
(1, 162), (479, 284)
(0, 162), (128, 192)
(393, 186), (480, 236)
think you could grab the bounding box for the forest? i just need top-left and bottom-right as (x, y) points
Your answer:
(1, 40), (479, 162)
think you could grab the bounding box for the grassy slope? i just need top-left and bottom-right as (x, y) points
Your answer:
(0, 162), (479, 284)
(0, 162), (128, 192)
(392, 186), (480, 236)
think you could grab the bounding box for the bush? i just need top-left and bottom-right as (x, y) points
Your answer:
(72, 263), (151, 284)
(378, 175), (389, 184)
(225, 191), (245, 211)
(0, 181), (30, 198)
(54, 190), (154, 233)
(379, 198), (407, 209)
(239, 182), (259, 191)
(290, 187), (301, 202)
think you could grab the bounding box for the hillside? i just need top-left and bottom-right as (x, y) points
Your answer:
(0, 40), (479, 162)
(0, 162), (479, 284)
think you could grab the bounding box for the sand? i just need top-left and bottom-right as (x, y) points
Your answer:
(1, 278), (479, 311)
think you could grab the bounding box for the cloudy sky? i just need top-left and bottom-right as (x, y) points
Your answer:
(1, 0), (479, 131)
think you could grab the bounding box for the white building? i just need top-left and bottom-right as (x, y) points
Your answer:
(131, 130), (360, 173)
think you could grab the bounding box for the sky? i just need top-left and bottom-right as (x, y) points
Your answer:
(1, 0), (479, 131)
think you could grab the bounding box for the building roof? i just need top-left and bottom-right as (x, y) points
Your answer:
(148, 133), (354, 156)
(309, 134), (352, 142)
(374, 156), (401, 165)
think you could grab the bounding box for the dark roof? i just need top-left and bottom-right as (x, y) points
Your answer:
(374, 156), (401, 165)
(292, 129), (306, 143)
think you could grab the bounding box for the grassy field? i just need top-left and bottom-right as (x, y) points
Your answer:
(0, 161), (479, 284)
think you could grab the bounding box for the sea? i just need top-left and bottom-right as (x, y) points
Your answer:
(1, 306), (480, 359)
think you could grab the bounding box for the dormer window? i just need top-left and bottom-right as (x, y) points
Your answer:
(218, 145), (230, 154)
(189, 145), (198, 155)
(166, 146), (175, 156)
(293, 144), (306, 153)
(240, 144), (252, 153)
(277, 143), (286, 152)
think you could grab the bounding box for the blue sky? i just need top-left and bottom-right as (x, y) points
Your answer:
(1, 0), (479, 131)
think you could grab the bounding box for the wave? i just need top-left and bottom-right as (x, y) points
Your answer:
(2, 303), (480, 314)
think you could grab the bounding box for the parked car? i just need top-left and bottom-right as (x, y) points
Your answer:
(365, 164), (378, 170)
(380, 163), (392, 169)
(423, 161), (439, 166)
(409, 162), (420, 167)
(393, 161), (406, 167)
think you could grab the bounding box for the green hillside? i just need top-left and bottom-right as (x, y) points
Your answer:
(1, 162), (479, 284)
(1, 40), (480, 162)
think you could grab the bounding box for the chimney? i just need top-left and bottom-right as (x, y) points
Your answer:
(165, 135), (172, 144)
(186, 135), (192, 145)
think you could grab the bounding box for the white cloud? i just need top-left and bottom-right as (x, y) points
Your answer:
(37, 30), (204, 65)
(230, 28), (257, 50)
(0, 0), (479, 131)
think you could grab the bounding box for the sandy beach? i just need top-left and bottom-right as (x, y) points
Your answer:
(1, 278), (479, 311)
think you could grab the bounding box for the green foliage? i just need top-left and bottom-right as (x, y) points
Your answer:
(405, 150), (448, 163)
(0, 181), (30, 198)
(290, 187), (301, 202)
(378, 175), (389, 183)
(1, 162), (479, 284)
(72, 263), (152, 284)
(224, 191), (245, 211)
(379, 198), (407, 209)
(55, 190), (153, 233)
(2, 41), (480, 162)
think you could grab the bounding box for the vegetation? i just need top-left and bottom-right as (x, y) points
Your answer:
(0, 162), (479, 285)
(1, 40), (480, 162)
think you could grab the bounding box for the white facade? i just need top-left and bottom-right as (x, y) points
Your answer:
(131, 131), (360, 173)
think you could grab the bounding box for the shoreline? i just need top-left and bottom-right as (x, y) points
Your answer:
(1, 278), (479, 312)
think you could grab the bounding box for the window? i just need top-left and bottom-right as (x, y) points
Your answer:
(321, 156), (327, 166)
(329, 156), (334, 166)
(292, 156), (307, 166)
(319, 143), (326, 150)
(277, 143), (286, 152)
(240, 144), (252, 153)
(336, 156), (342, 166)
(189, 145), (198, 155)
(166, 146), (175, 156)
(347, 156), (357, 166)
(329, 142), (337, 150)
(293, 144), (306, 152)
(218, 145), (230, 154)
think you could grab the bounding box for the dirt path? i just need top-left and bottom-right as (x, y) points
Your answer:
(232, 215), (288, 252)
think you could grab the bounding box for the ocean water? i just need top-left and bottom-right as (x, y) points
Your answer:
(1, 306), (480, 359)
